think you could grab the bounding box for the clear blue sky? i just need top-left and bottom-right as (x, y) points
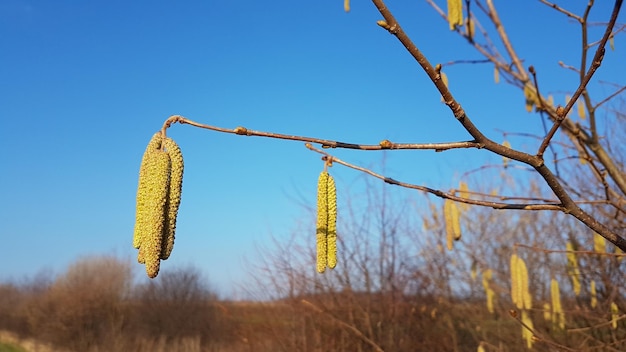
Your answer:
(1, 1), (623, 297)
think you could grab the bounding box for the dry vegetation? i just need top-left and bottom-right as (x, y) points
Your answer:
(1, 175), (624, 352)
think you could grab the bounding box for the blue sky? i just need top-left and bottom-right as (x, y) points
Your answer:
(1, 1), (623, 297)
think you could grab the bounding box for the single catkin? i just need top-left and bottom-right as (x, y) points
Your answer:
(161, 137), (184, 260)
(326, 173), (337, 269)
(590, 280), (597, 309)
(139, 147), (171, 278)
(521, 310), (534, 349)
(482, 269), (495, 314)
(458, 181), (470, 211)
(593, 232), (606, 254)
(523, 84), (537, 112)
(551, 278), (565, 329)
(447, 0), (463, 30)
(316, 171), (329, 273)
(520, 256), (532, 310)
(611, 302), (619, 329)
(510, 253), (531, 309)
(566, 242), (581, 295)
(577, 100), (586, 120)
(133, 132), (163, 249)
(444, 199), (461, 250)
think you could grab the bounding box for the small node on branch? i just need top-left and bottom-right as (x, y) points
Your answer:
(376, 20), (390, 30)
(528, 65), (535, 74)
(556, 106), (566, 119)
(509, 309), (518, 318)
(234, 126), (248, 135)
(379, 139), (393, 149)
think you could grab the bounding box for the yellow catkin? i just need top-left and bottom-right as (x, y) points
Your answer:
(482, 269), (495, 314)
(519, 257), (532, 310)
(590, 280), (597, 309)
(447, 0), (463, 30)
(326, 173), (337, 269)
(502, 140), (511, 167)
(494, 66), (500, 84)
(551, 278), (565, 329)
(577, 100), (586, 120)
(521, 310), (534, 349)
(344, 0), (350, 12)
(523, 84), (537, 112)
(510, 254), (521, 308)
(566, 242), (581, 295)
(511, 254), (530, 309)
(444, 199), (461, 250)
(611, 302), (619, 329)
(593, 233), (606, 254)
(459, 181), (470, 211)
(133, 132), (163, 249)
(547, 94), (554, 107)
(316, 171), (329, 273)
(161, 137), (184, 260)
(140, 149), (171, 278)
(543, 303), (551, 322)
(477, 344), (485, 352)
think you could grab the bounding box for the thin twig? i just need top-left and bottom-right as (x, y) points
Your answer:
(538, 0), (582, 21)
(515, 243), (626, 257)
(301, 299), (385, 352)
(595, 85), (626, 109)
(508, 309), (578, 352)
(306, 143), (563, 211)
(486, 0), (528, 80)
(537, 0), (623, 156)
(162, 115), (481, 151)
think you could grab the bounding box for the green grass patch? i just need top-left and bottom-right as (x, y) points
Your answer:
(0, 342), (27, 352)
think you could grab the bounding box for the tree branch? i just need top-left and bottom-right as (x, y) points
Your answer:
(370, 0), (626, 250)
(305, 143), (564, 211)
(161, 114), (481, 151)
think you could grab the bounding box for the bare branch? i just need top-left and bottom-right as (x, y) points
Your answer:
(538, 0), (582, 22)
(485, 0), (528, 81)
(305, 143), (563, 211)
(538, 0), (623, 154)
(161, 115), (481, 152)
(371, 0), (626, 249)
(595, 85), (626, 109)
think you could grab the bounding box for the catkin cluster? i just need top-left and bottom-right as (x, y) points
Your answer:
(316, 171), (337, 273)
(133, 132), (184, 278)
(510, 253), (531, 310)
